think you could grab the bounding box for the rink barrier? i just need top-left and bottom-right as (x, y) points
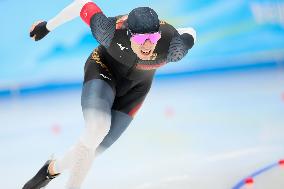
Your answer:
(0, 61), (281, 98)
(232, 159), (284, 189)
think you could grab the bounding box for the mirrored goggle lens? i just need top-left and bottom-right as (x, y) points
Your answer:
(131, 32), (161, 44)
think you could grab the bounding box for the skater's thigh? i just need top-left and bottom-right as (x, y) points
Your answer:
(81, 50), (116, 112)
(83, 48), (116, 91)
(112, 78), (153, 117)
(81, 79), (115, 112)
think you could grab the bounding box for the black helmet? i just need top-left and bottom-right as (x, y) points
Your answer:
(127, 7), (160, 34)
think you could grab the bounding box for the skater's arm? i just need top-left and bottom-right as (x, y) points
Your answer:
(46, 0), (92, 31)
(80, 2), (116, 48)
(30, 0), (91, 41)
(166, 27), (196, 62)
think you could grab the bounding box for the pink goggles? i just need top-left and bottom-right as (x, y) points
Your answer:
(130, 32), (161, 45)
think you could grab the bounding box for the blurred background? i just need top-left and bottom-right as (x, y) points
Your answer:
(0, 0), (284, 188)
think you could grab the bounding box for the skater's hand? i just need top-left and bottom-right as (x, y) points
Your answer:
(30, 20), (50, 41)
(180, 33), (194, 50)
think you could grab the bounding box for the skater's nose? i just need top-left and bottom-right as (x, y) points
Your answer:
(143, 39), (153, 47)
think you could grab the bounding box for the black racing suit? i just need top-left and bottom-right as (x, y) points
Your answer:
(84, 14), (195, 117)
(81, 12), (195, 152)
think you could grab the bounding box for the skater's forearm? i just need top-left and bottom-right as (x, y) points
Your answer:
(46, 0), (92, 31)
(166, 27), (196, 62)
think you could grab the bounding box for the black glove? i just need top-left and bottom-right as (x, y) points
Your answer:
(180, 33), (194, 50)
(30, 21), (50, 41)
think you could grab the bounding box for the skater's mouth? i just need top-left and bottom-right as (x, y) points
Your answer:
(141, 49), (151, 55)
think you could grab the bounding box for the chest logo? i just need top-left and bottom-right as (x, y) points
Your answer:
(117, 43), (128, 51)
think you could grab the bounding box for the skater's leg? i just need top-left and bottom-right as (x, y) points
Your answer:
(51, 110), (132, 175)
(53, 79), (115, 189)
(22, 50), (116, 189)
(96, 110), (133, 154)
(51, 109), (132, 174)
(96, 75), (153, 154)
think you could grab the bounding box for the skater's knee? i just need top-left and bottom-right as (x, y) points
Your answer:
(80, 110), (111, 150)
(87, 117), (111, 138)
(84, 108), (111, 128)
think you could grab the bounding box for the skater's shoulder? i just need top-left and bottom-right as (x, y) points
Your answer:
(159, 20), (177, 34)
(115, 15), (128, 30)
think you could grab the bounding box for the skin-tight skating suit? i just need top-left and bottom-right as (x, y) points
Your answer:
(82, 10), (195, 153)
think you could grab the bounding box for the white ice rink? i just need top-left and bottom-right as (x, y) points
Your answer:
(1, 67), (284, 189)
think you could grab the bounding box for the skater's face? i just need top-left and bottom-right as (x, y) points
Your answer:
(130, 32), (161, 60)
